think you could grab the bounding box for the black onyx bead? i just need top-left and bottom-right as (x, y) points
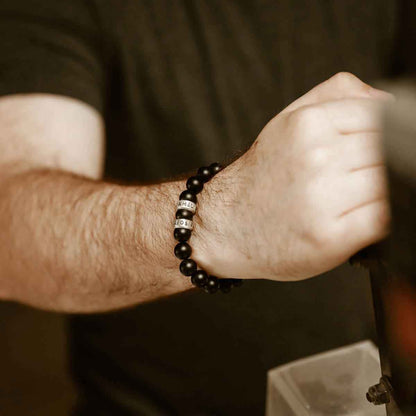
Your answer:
(191, 270), (208, 288)
(209, 162), (223, 176)
(175, 209), (194, 220)
(174, 228), (192, 242)
(180, 259), (197, 276)
(174, 242), (192, 260)
(197, 166), (213, 183)
(204, 276), (219, 294)
(218, 279), (233, 293)
(179, 190), (197, 203)
(186, 176), (204, 194)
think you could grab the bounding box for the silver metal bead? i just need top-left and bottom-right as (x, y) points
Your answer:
(177, 199), (196, 213)
(174, 218), (193, 230)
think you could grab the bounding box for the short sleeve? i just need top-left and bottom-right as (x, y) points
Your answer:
(0, 0), (106, 114)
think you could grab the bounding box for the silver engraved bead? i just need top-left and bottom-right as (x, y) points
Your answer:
(177, 199), (196, 213)
(174, 218), (193, 230)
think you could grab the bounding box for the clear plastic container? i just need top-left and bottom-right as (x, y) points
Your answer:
(266, 341), (385, 416)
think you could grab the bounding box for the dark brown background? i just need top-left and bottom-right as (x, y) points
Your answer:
(0, 303), (75, 415)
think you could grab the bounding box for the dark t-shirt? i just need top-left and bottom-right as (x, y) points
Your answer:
(0, 1), (414, 415)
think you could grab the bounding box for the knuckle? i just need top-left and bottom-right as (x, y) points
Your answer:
(290, 105), (323, 129)
(302, 189), (331, 246)
(332, 71), (360, 86)
(301, 183), (341, 249)
(303, 146), (331, 170)
(330, 71), (369, 94)
(308, 217), (336, 249)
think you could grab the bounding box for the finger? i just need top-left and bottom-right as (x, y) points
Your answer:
(337, 199), (390, 254)
(336, 166), (388, 214)
(282, 72), (388, 115)
(321, 98), (383, 134)
(337, 132), (384, 171)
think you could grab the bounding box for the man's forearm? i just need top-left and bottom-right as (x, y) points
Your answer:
(0, 168), (203, 312)
(0, 73), (392, 313)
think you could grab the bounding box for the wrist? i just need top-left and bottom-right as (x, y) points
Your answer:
(191, 159), (250, 279)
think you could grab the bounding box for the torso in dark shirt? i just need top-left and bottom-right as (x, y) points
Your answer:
(102, 0), (398, 183)
(0, 1), (409, 415)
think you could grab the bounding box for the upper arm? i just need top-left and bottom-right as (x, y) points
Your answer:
(0, 93), (105, 179)
(0, 0), (107, 179)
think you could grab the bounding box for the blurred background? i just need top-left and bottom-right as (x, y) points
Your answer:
(0, 264), (376, 415)
(0, 302), (75, 415)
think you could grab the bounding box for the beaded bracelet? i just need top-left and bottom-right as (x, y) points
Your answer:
(173, 162), (243, 294)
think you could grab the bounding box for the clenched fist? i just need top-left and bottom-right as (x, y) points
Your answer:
(195, 72), (391, 281)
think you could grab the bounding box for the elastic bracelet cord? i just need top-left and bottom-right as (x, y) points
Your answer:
(173, 163), (243, 294)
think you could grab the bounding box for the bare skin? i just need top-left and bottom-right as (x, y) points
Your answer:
(0, 72), (391, 312)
